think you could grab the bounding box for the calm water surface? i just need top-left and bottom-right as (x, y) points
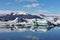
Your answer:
(0, 27), (60, 40)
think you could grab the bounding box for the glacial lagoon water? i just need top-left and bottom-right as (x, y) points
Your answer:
(0, 27), (60, 40)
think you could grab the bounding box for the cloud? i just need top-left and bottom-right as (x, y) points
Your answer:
(0, 10), (52, 15)
(0, 10), (12, 14)
(0, 10), (60, 17)
(16, 11), (28, 14)
(0, 10), (27, 15)
(5, 2), (11, 6)
(37, 10), (51, 14)
(15, 0), (23, 2)
(23, 3), (40, 8)
(15, 0), (37, 2)
(36, 10), (60, 17)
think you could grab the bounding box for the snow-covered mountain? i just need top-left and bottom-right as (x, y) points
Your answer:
(0, 12), (43, 20)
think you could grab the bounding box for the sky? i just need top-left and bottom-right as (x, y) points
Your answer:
(0, 0), (60, 15)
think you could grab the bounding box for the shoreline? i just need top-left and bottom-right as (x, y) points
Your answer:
(0, 28), (27, 32)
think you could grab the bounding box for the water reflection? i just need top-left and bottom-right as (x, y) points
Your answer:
(0, 27), (60, 40)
